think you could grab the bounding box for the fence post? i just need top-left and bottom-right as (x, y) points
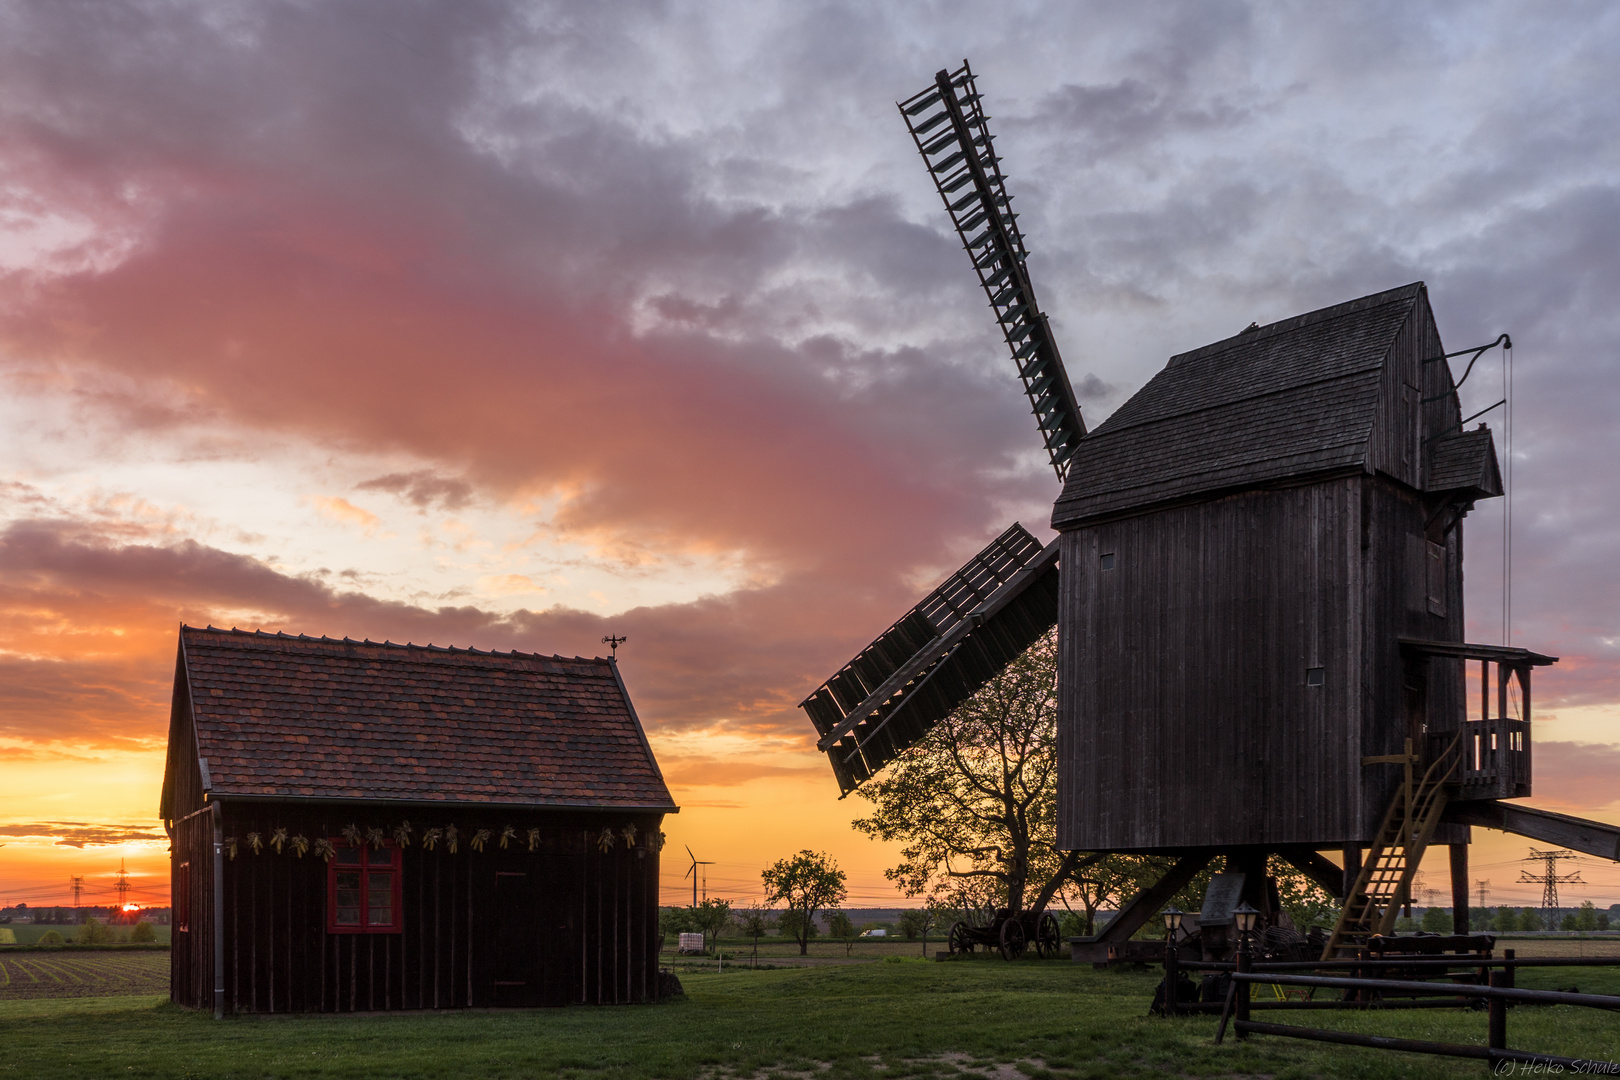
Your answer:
(1488, 971), (1507, 1053)
(1235, 948), (1251, 1037)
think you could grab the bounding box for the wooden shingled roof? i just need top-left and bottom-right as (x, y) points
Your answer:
(1053, 282), (1484, 527)
(164, 626), (675, 812)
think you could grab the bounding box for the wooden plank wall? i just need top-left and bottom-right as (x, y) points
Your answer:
(1058, 477), (1364, 851)
(170, 808), (214, 1010)
(208, 805), (663, 1012)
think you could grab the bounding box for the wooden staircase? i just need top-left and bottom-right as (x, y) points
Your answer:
(1321, 734), (1463, 960)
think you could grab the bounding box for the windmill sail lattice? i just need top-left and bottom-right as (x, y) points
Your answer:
(899, 61), (1086, 479)
(801, 523), (1059, 795)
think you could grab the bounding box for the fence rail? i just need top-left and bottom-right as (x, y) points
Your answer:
(1213, 969), (1620, 1070)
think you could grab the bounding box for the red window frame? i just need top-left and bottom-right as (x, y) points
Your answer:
(326, 841), (404, 934)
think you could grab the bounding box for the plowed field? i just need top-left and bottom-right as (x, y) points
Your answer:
(0, 952), (167, 999)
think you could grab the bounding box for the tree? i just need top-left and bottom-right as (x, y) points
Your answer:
(828, 911), (856, 956)
(898, 902), (949, 956)
(762, 850), (846, 955)
(1421, 906), (1453, 933)
(690, 898), (731, 954)
(76, 917), (114, 944)
(852, 632), (1065, 913)
(1574, 901), (1600, 932)
(129, 920), (157, 943)
(738, 907), (772, 963)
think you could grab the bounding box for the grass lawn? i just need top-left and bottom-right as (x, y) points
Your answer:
(0, 956), (1616, 1079)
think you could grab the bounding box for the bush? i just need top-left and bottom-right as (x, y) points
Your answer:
(76, 918), (115, 944)
(38, 930), (64, 945)
(129, 920), (157, 943)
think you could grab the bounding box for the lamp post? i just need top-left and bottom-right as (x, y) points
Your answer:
(1232, 901), (1259, 1037)
(1162, 905), (1183, 1018)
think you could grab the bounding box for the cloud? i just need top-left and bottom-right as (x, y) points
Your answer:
(0, 821), (169, 848)
(357, 471), (474, 513)
(1525, 742), (1620, 815)
(0, 2), (1615, 829)
(308, 496), (381, 534)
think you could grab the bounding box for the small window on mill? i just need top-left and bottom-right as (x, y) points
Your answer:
(1306, 667), (1325, 687)
(1100, 552), (1116, 571)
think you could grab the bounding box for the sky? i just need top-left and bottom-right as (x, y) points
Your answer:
(1, 0), (1618, 915)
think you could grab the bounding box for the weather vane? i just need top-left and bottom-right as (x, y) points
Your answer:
(601, 634), (627, 658)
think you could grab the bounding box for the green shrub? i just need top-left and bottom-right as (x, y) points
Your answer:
(76, 918), (115, 944)
(129, 920), (157, 943)
(38, 929), (65, 944)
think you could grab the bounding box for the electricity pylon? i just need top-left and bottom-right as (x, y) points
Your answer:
(1519, 848), (1582, 929)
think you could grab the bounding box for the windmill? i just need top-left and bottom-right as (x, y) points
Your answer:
(802, 59), (1617, 965)
(684, 846), (715, 907)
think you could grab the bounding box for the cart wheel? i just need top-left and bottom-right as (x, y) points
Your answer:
(1036, 913), (1061, 960)
(998, 917), (1027, 961)
(948, 921), (972, 955)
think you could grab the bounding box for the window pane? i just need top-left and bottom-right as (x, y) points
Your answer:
(336, 907), (361, 925)
(367, 872), (394, 926)
(336, 872), (361, 890)
(336, 846), (362, 865)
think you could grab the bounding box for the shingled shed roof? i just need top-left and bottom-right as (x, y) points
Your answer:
(1053, 283), (1429, 527)
(167, 626), (675, 811)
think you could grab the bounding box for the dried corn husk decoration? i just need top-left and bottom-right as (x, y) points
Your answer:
(422, 827), (443, 851)
(271, 828), (288, 854)
(526, 827), (541, 853)
(596, 826), (615, 853)
(341, 823), (362, 847)
(470, 828), (491, 853)
(291, 834), (309, 858)
(652, 829), (667, 852)
(444, 824), (460, 854)
(499, 825), (516, 850)
(366, 826), (385, 850)
(246, 831), (263, 855)
(225, 836), (239, 860)
(393, 821), (413, 848)
(621, 824), (638, 847)
(313, 837), (336, 862)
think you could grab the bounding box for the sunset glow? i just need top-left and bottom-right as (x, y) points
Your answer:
(3, 2), (1619, 916)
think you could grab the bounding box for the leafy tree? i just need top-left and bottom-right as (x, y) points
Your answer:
(1494, 906), (1518, 932)
(129, 921), (157, 943)
(828, 911), (856, 956)
(852, 633), (1061, 913)
(763, 851), (846, 956)
(1574, 901), (1600, 932)
(76, 917), (114, 944)
(38, 930), (64, 945)
(1421, 906), (1453, 933)
(1519, 907), (1543, 931)
(775, 909), (818, 945)
(689, 898), (731, 954)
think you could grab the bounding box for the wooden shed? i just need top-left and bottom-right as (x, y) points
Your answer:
(160, 626), (676, 1015)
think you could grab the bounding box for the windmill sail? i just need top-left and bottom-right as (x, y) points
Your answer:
(801, 523), (1059, 795)
(900, 60), (1086, 479)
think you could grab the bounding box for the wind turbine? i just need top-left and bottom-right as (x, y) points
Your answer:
(684, 845), (715, 907)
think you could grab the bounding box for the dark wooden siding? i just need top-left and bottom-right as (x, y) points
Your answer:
(171, 803), (663, 1013)
(1058, 477), (1364, 850)
(1359, 480), (1469, 843)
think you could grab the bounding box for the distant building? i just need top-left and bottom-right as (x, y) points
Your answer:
(161, 627), (676, 1014)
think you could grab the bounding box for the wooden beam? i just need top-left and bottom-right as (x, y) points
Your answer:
(1443, 802), (1620, 862)
(1276, 847), (1346, 899)
(1094, 852), (1214, 945)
